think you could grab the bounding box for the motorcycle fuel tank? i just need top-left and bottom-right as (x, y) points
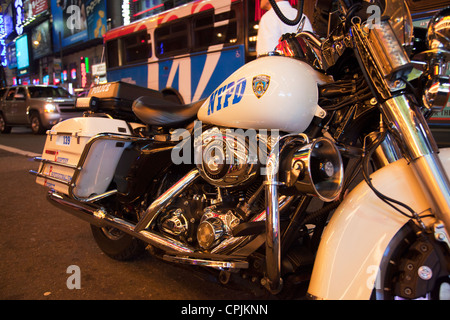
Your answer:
(197, 55), (327, 133)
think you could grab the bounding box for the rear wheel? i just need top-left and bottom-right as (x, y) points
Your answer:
(90, 225), (146, 261)
(0, 113), (12, 134)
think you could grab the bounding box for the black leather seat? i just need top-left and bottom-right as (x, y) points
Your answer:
(132, 96), (206, 127)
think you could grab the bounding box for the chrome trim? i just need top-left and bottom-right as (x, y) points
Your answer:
(381, 94), (450, 236)
(134, 168), (200, 232)
(30, 169), (72, 186)
(33, 156), (78, 169)
(47, 190), (194, 253)
(30, 133), (148, 203)
(211, 195), (294, 255)
(366, 131), (402, 168)
(264, 146), (282, 294)
(262, 134), (310, 293)
(194, 127), (259, 188)
(162, 254), (249, 270)
(380, 95), (438, 161)
(434, 222), (450, 250)
(411, 153), (450, 236)
(297, 31), (322, 49)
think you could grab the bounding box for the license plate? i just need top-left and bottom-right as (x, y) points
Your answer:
(57, 135), (71, 146)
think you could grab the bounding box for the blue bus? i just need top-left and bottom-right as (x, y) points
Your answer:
(104, 0), (259, 104)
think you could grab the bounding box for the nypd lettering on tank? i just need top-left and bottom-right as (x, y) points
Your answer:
(198, 56), (321, 133)
(207, 78), (246, 115)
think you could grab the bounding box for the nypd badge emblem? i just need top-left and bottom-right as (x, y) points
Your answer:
(252, 75), (270, 99)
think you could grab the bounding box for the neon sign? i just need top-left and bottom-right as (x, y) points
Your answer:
(0, 40), (6, 67)
(0, 14), (6, 67)
(122, 0), (130, 26)
(80, 58), (87, 88)
(15, 0), (24, 35)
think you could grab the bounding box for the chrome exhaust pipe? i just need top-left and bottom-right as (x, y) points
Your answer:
(47, 190), (194, 253)
(135, 168), (200, 232)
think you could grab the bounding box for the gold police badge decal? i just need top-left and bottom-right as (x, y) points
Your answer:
(252, 75), (270, 99)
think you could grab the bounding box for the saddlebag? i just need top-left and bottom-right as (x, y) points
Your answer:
(33, 117), (135, 200)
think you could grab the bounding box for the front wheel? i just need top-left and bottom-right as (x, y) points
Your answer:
(90, 225), (146, 261)
(374, 223), (450, 300)
(29, 112), (46, 135)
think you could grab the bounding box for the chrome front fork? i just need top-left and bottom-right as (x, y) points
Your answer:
(381, 94), (450, 236)
(263, 93), (450, 293)
(264, 149), (282, 293)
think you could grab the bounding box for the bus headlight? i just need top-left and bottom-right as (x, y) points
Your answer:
(44, 104), (57, 113)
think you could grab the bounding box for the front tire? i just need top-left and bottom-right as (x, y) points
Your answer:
(90, 225), (146, 261)
(30, 112), (46, 134)
(374, 223), (450, 300)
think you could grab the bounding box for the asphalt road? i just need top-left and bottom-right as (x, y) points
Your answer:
(1, 126), (448, 304)
(0, 128), (257, 301)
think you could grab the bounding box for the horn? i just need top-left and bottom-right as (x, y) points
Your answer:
(281, 137), (343, 202)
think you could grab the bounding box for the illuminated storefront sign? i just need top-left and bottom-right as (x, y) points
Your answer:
(51, 0), (107, 51)
(30, 0), (49, 17)
(15, 0), (24, 35)
(16, 34), (29, 70)
(22, 0), (49, 24)
(51, 0), (88, 51)
(86, 0), (107, 39)
(80, 57), (87, 87)
(0, 9), (7, 67)
(122, 0), (131, 26)
(0, 39), (6, 67)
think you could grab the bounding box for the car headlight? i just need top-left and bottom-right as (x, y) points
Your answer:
(44, 103), (57, 113)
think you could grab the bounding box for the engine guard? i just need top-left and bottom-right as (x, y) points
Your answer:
(307, 148), (450, 300)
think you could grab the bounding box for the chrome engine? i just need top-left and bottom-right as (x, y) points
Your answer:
(197, 206), (241, 250)
(158, 199), (243, 251)
(194, 127), (265, 188)
(158, 130), (344, 252)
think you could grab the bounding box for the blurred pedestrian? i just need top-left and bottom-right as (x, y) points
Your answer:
(256, 0), (313, 56)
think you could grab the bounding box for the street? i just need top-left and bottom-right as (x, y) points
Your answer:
(0, 128), (256, 300)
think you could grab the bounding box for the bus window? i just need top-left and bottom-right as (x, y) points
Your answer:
(122, 30), (151, 64)
(193, 9), (237, 50)
(155, 20), (189, 57)
(106, 39), (120, 68)
(104, 0), (260, 101)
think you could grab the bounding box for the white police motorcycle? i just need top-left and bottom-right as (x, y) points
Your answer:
(32, 0), (450, 299)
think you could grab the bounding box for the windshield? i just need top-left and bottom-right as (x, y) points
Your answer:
(28, 87), (73, 98)
(382, 0), (414, 47)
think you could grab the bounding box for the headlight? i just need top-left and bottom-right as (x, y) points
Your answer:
(421, 7), (450, 112)
(427, 7), (450, 53)
(44, 104), (57, 113)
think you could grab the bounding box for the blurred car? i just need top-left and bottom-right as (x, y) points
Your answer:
(0, 85), (83, 134)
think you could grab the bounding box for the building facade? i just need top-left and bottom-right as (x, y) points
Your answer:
(0, 0), (192, 93)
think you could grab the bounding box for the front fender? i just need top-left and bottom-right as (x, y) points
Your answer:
(307, 148), (450, 300)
